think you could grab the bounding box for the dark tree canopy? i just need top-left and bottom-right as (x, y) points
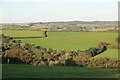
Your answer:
(44, 31), (48, 37)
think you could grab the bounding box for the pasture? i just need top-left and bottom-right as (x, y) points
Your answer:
(2, 30), (117, 51)
(94, 49), (118, 59)
(2, 30), (118, 59)
(2, 30), (119, 78)
(2, 64), (119, 78)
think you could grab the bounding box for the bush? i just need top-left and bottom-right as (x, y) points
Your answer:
(87, 57), (119, 68)
(74, 52), (91, 67)
(1, 34), (119, 68)
(49, 61), (60, 66)
(65, 58), (76, 66)
(48, 48), (53, 53)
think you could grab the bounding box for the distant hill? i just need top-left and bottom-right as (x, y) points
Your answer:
(1, 21), (118, 31)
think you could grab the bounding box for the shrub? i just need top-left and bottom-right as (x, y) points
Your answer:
(74, 52), (91, 67)
(1, 34), (119, 68)
(49, 61), (59, 66)
(65, 58), (76, 66)
(87, 57), (119, 68)
(48, 48), (53, 53)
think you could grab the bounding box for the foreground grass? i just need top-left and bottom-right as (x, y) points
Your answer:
(2, 64), (119, 78)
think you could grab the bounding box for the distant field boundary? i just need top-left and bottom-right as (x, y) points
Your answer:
(13, 36), (45, 39)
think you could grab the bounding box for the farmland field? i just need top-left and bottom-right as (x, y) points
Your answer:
(2, 30), (118, 50)
(2, 30), (119, 78)
(94, 49), (118, 59)
(2, 30), (118, 59)
(2, 64), (119, 78)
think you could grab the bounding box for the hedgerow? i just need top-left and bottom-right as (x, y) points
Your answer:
(1, 34), (119, 68)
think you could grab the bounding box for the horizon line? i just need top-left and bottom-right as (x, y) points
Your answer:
(0, 20), (118, 24)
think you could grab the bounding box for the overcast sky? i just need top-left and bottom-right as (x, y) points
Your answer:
(0, 0), (119, 23)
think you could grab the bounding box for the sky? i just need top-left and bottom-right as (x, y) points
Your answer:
(0, 0), (119, 23)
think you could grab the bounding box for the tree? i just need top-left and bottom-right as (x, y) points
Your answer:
(87, 48), (97, 56)
(44, 31), (48, 37)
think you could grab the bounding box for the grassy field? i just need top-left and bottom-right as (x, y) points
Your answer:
(2, 30), (119, 78)
(2, 30), (45, 37)
(2, 30), (118, 59)
(2, 64), (119, 78)
(2, 30), (117, 50)
(94, 49), (118, 59)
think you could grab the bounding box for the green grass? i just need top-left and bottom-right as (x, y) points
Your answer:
(2, 30), (118, 59)
(2, 30), (45, 37)
(2, 30), (119, 78)
(2, 30), (118, 50)
(94, 49), (118, 59)
(2, 64), (119, 78)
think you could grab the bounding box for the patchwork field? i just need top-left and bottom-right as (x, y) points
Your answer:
(2, 64), (119, 78)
